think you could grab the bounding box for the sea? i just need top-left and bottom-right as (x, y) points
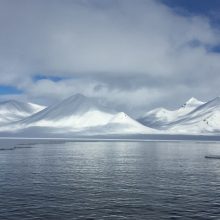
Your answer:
(1, 139), (220, 219)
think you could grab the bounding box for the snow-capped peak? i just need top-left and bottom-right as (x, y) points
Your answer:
(166, 97), (220, 134)
(182, 97), (204, 108)
(0, 100), (46, 125)
(138, 97), (205, 129)
(110, 112), (129, 123)
(105, 112), (155, 134)
(31, 93), (114, 120)
(0, 100), (45, 114)
(12, 94), (116, 128)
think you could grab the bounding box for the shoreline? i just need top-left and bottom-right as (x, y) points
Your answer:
(0, 134), (220, 142)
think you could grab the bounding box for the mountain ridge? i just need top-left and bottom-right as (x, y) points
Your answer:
(138, 97), (205, 129)
(0, 94), (155, 135)
(0, 95), (219, 136)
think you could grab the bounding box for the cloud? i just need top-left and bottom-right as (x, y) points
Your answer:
(0, 0), (220, 115)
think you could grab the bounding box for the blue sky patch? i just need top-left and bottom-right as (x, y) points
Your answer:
(208, 45), (220, 53)
(162, 0), (220, 16)
(0, 85), (22, 95)
(33, 75), (64, 82)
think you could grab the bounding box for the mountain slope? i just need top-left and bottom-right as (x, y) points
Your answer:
(0, 100), (45, 125)
(16, 94), (114, 129)
(167, 97), (220, 134)
(138, 97), (204, 129)
(98, 112), (154, 134)
(2, 95), (220, 136)
(3, 94), (155, 135)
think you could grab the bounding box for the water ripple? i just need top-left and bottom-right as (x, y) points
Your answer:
(0, 141), (220, 219)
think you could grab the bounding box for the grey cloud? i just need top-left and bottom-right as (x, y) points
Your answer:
(0, 0), (220, 115)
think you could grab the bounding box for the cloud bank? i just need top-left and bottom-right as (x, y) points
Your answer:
(0, 0), (220, 116)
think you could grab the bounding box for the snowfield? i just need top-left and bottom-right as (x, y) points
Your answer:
(0, 94), (220, 137)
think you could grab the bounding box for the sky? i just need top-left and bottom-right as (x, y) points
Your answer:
(0, 0), (220, 116)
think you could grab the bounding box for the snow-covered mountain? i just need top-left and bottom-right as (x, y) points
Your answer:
(0, 100), (45, 125)
(138, 96), (220, 134)
(95, 112), (153, 134)
(1, 95), (220, 136)
(2, 94), (155, 135)
(167, 97), (220, 134)
(138, 97), (204, 129)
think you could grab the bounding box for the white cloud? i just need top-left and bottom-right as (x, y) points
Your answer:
(0, 0), (220, 113)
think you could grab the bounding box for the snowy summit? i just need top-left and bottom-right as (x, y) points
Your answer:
(0, 95), (219, 136)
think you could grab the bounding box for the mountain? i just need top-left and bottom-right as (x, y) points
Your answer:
(167, 97), (220, 134)
(1, 95), (220, 136)
(3, 94), (155, 135)
(138, 97), (204, 129)
(0, 100), (45, 125)
(93, 112), (153, 134)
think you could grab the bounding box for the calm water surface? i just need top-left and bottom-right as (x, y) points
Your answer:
(1, 140), (220, 219)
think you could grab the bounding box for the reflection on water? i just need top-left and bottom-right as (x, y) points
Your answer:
(1, 141), (220, 219)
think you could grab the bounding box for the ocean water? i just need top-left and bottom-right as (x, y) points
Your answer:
(1, 140), (220, 219)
